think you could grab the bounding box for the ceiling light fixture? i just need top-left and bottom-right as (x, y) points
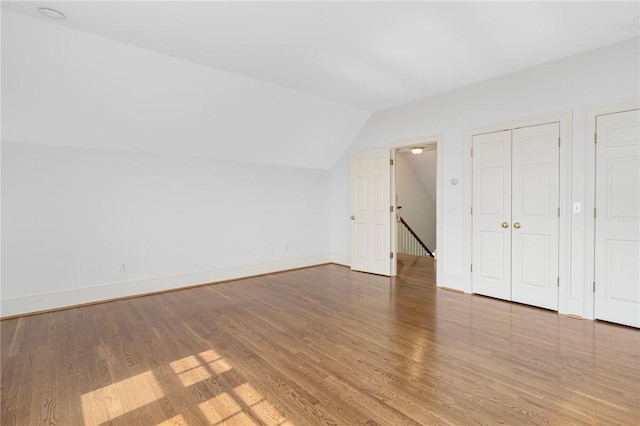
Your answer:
(410, 147), (424, 155)
(38, 7), (66, 20)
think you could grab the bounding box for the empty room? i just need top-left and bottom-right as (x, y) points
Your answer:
(1, 2), (639, 425)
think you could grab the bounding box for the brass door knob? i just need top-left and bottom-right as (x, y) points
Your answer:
(513, 222), (521, 229)
(351, 215), (355, 220)
(501, 222), (509, 228)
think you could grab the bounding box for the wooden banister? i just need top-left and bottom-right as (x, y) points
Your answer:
(399, 217), (434, 258)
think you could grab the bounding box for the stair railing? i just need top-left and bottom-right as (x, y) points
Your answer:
(397, 216), (435, 258)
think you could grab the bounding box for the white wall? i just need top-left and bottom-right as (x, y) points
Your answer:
(406, 149), (437, 201)
(395, 153), (436, 251)
(0, 9), (371, 316)
(1, 142), (331, 316)
(330, 38), (640, 319)
(3, 8), (639, 320)
(1, 11), (370, 170)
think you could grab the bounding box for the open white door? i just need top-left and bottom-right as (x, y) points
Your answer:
(594, 109), (640, 328)
(351, 149), (392, 276)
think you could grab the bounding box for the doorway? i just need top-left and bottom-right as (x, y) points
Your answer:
(395, 145), (437, 254)
(394, 144), (438, 280)
(390, 137), (442, 280)
(347, 135), (443, 283)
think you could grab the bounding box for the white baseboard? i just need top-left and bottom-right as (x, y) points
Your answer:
(329, 253), (351, 267)
(438, 274), (469, 293)
(1, 254), (331, 318)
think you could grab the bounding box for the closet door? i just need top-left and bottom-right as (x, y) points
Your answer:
(472, 130), (512, 300)
(511, 123), (560, 310)
(594, 109), (640, 328)
(472, 123), (560, 311)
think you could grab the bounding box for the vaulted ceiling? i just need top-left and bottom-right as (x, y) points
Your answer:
(2, 2), (639, 168)
(5, 1), (638, 110)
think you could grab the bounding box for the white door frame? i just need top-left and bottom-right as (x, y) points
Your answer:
(463, 111), (572, 313)
(584, 98), (640, 320)
(388, 134), (443, 281)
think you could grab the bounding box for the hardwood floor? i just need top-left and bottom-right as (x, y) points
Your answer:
(2, 254), (639, 425)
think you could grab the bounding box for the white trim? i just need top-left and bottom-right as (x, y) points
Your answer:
(388, 134), (444, 286)
(0, 254), (331, 317)
(463, 111), (572, 309)
(584, 98), (640, 320)
(330, 252), (351, 266)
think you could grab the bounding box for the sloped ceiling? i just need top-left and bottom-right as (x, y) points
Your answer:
(2, 2), (639, 168)
(399, 147), (437, 200)
(4, 1), (638, 110)
(1, 10), (370, 169)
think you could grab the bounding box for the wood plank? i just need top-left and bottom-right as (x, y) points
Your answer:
(1, 254), (638, 425)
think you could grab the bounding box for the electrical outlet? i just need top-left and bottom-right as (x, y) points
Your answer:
(120, 262), (127, 272)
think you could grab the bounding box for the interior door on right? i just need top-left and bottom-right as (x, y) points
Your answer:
(511, 123), (560, 311)
(594, 109), (640, 328)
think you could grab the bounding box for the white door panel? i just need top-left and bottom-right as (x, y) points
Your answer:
(472, 131), (512, 300)
(351, 149), (391, 276)
(595, 109), (640, 328)
(472, 124), (559, 310)
(511, 123), (559, 310)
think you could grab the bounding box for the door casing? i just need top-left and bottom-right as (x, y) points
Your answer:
(584, 98), (640, 321)
(388, 135), (443, 281)
(463, 111), (572, 314)
(471, 123), (561, 310)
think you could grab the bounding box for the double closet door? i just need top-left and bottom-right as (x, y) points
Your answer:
(472, 122), (560, 311)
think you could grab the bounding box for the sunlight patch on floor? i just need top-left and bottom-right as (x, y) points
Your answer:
(82, 348), (294, 425)
(233, 383), (288, 425)
(170, 350), (232, 386)
(81, 371), (164, 426)
(198, 392), (248, 424)
(197, 384), (291, 426)
(200, 349), (233, 374)
(156, 414), (188, 425)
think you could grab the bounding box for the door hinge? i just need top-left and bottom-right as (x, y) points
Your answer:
(471, 206), (473, 215)
(390, 205), (394, 213)
(594, 132), (598, 144)
(557, 277), (560, 287)
(557, 207), (560, 217)
(390, 159), (394, 166)
(558, 137), (561, 148)
(390, 252), (394, 259)
(594, 208), (597, 218)
(471, 147), (473, 157)
(593, 282), (596, 293)
(470, 264), (473, 272)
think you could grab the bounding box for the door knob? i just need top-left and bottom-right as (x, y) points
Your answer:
(501, 222), (509, 228)
(351, 215), (355, 220)
(513, 222), (521, 229)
